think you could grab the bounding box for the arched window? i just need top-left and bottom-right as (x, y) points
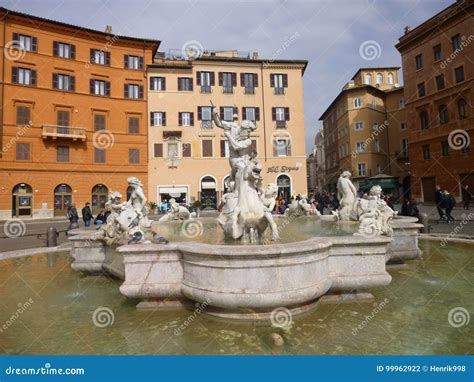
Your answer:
(438, 104), (449, 125)
(364, 73), (372, 85)
(91, 184), (109, 214)
(458, 98), (468, 120)
(200, 176), (217, 210)
(376, 73), (383, 84)
(12, 183), (33, 217)
(54, 184), (72, 217)
(420, 110), (429, 130)
(354, 97), (362, 108)
(387, 73), (394, 85)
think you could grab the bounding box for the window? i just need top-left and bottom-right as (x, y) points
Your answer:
(221, 107), (235, 122)
(154, 143), (163, 158)
(415, 54), (423, 70)
(16, 106), (31, 126)
(364, 73), (372, 85)
(356, 142), (365, 153)
(57, 110), (70, 127)
(12, 67), (36, 86)
(16, 143), (30, 160)
(219, 72), (235, 94)
(53, 41), (75, 59)
(438, 105), (449, 125)
(241, 73), (257, 94)
(124, 84), (143, 99)
(202, 140), (213, 157)
(400, 122), (407, 130)
(182, 143), (191, 157)
(354, 98), (362, 108)
(94, 114), (106, 131)
(150, 112), (166, 127)
(458, 99), (468, 120)
(57, 145), (70, 162)
(275, 140), (290, 157)
(90, 79), (110, 96)
(401, 138), (408, 157)
(243, 107), (259, 122)
(128, 117), (139, 134)
(179, 112), (194, 126)
(433, 44), (442, 61)
(399, 98), (405, 108)
(452, 34), (461, 52)
(198, 106), (212, 128)
(422, 144), (430, 160)
(197, 71), (214, 93)
(220, 140), (230, 158)
(417, 82), (426, 97)
(420, 110), (429, 130)
(354, 122), (364, 130)
(12, 33), (37, 52)
(273, 107), (289, 128)
(376, 164), (382, 174)
(178, 77), (193, 91)
(150, 76), (166, 91)
(387, 73), (394, 85)
(441, 141), (450, 157)
(454, 66), (464, 83)
(271, 74), (287, 94)
(90, 49), (110, 65)
(435, 74), (445, 90)
(128, 149), (139, 164)
(166, 142), (179, 159)
(376, 73), (383, 84)
(53, 73), (75, 91)
(94, 148), (106, 163)
(374, 139), (380, 152)
(124, 55), (143, 69)
(357, 163), (366, 177)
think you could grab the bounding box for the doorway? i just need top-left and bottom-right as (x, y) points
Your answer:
(54, 184), (72, 217)
(12, 183), (33, 217)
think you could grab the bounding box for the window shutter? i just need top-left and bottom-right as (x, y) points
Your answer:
(232, 73), (237, 86)
(124, 55), (129, 68)
(177, 78), (182, 91)
(189, 79), (193, 91)
(256, 107), (260, 121)
(233, 106), (238, 116)
(139, 85), (144, 99)
(12, 67), (18, 83)
(139, 56), (144, 69)
(30, 70), (37, 86)
(287, 141), (292, 156)
(105, 51), (111, 65)
(218, 72), (223, 86)
(240, 73), (245, 86)
(241, 107), (245, 119)
(52, 73), (58, 89)
(124, 84), (129, 98)
(210, 72), (215, 86)
(273, 143), (277, 157)
(154, 143), (163, 157)
(285, 107), (290, 121)
(162, 112), (166, 126)
(254, 74), (258, 87)
(90, 79), (95, 94)
(90, 49), (95, 63)
(283, 74), (288, 87)
(162, 77), (166, 91)
(183, 143), (191, 157)
(272, 107), (276, 121)
(150, 112), (154, 126)
(197, 106), (202, 120)
(190, 112), (194, 126)
(220, 107), (224, 120)
(70, 44), (76, 59)
(270, 74), (274, 87)
(12, 32), (19, 42)
(178, 112), (182, 126)
(105, 81), (111, 96)
(150, 77), (155, 91)
(220, 140), (226, 157)
(31, 37), (38, 52)
(53, 41), (58, 56)
(196, 71), (201, 85)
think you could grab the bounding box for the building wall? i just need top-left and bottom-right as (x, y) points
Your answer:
(147, 59), (307, 206)
(0, 10), (157, 218)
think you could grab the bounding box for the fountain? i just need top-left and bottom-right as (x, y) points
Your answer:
(69, 106), (423, 320)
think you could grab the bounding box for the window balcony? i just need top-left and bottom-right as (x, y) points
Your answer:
(42, 124), (87, 141)
(201, 120), (212, 129)
(274, 87), (285, 95)
(244, 87), (255, 95)
(222, 86), (234, 94)
(276, 120), (287, 129)
(200, 85), (212, 94)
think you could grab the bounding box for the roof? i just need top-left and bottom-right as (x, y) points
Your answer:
(351, 67), (400, 81)
(0, 6), (161, 54)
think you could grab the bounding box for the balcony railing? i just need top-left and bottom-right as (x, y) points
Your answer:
(201, 120), (212, 129)
(244, 87), (255, 95)
(276, 120), (287, 129)
(274, 87), (285, 95)
(42, 124), (87, 141)
(200, 85), (212, 94)
(222, 86), (234, 94)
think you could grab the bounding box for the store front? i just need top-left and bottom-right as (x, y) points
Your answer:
(200, 176), (217, 210)
(12, 183), (33, 217)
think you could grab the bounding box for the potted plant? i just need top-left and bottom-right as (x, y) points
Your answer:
(148, 201), (158, 215)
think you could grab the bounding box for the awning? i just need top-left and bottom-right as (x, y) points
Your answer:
(201, 181), (216, 189)
(159, 186), (188, 194)
(359, 181), (398, 191)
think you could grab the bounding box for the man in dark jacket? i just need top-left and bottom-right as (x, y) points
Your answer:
(81, 202), (93, 227)
(66, 203), (79, 234)
(443, 190), (456, 222)
(435, 185), (446, 221)
(462, 185), (472, 210)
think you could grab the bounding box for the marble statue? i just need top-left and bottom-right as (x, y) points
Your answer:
(260, 183), (280, 241)
(159, 198), (196, 222)
(335, 171), (357, 221)
(98, 191), (124, 246)
(285, 197), (320, 217)
(212, 103), (278, 242)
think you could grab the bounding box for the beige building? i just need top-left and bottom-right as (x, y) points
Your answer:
(320, 68), (409, 195)
(147, 50), (308, 208)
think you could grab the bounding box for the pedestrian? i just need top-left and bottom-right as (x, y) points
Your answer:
(462, 185), (472, 210)
(443, 190), (456, 222)
(401, 198), (410, 216)
(94, 211), (106, 225)
(81, 202), (93, 227)
(410, 198), (420, 219)
(66, 203), (79, 233)
(435, 185), (446, 222)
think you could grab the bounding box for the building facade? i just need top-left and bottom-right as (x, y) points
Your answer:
(395, 0), (473, 202)
(147, 50), (308, 208)
(0, 7), (159, 219)
(320, 68), (409, 194)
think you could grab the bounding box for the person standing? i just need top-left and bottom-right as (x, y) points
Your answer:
(462, 185), (472, 210)
(443, 190), (456, 222)
(81, 202), (93, 227)
(435, 185), (446, 222)
(66, 203), (79, 234)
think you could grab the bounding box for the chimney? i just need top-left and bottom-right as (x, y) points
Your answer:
(105, 25), (113, 34)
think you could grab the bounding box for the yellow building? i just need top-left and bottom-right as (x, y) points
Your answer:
(147, 50), (308, 208)
(320, 67), (409, 195)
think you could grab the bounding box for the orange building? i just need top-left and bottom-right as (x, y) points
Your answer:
(0, 7), (159, 218)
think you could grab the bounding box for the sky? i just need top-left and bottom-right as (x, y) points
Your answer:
(1, 0), (453, 153)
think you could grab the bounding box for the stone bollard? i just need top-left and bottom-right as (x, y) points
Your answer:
(419, 213), (429, 233)
(46, 227), (58, 247)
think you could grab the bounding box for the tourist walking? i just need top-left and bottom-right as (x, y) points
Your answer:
(443, 190), (456, 222)
(435, 185), (446, 222)
(66, 203), (79, 234)
(81, 202), (93, 227)
(462, 185), (472, 210)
